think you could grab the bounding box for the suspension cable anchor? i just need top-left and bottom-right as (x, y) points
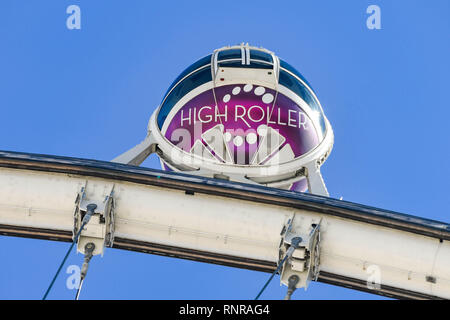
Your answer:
(73, 184), (116, 256)
(278, 216), (322, 298)
(75, 242), (96, 300)
(80, 242), (95, 280)
(284, 275), (300, 300)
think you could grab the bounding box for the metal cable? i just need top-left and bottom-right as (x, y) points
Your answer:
(75, 242), (95, 300)
(42, 203), (97, 300)
(75, 278), (84, 300)
(254, 237), (302, 300)
(254, 254), (289, 300)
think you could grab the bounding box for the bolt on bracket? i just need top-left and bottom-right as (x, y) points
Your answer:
(73, 183), (116, 256)
(279, 216), (322, 291)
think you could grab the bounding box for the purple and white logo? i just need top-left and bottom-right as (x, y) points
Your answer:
(160, 84), (320, 191)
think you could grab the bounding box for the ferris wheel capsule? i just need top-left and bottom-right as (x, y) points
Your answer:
(114, 44), (334, 196)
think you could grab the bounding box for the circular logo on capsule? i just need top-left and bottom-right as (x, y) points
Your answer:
(160, 84), (321, 192)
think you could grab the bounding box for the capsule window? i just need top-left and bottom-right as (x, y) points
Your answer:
(280, 59), (314, 92)
(279, 70), (326, 135)
(158, 67), (212, 129)
(249, 49), (273, 63)
(162, 54), (212, 100)
(217, 49), (242, 61)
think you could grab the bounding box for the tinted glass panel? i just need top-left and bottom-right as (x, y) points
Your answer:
(217, 49), (242, 61)
(158, 67), (212, 129)
(162, 54), (212, 100)
(279, 59), (314, 92)
(250, 50), (273, 63)
(279, 70), (326, 134)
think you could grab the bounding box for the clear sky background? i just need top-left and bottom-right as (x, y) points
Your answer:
(0, 0), (448, 300)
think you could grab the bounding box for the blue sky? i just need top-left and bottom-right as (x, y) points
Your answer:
(0, 0), (449, 299)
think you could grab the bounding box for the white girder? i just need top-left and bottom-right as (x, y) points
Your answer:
(0, 166), (449, 298)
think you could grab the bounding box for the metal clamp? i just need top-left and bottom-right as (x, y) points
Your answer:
(73, 183), (116, 256)
(279, 216), (322, 293)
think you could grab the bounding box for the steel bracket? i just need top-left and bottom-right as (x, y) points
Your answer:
(279, 216), (322, 290)
(73, 183), (116, 256)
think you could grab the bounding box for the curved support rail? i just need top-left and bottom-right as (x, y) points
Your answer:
(0, 150), (449, 299)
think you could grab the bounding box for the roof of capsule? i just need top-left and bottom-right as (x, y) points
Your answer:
(157, 45), (326, 134)
(161, 45), (315, 101)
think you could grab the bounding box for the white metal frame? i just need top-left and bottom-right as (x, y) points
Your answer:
(1, 164), (449, 299)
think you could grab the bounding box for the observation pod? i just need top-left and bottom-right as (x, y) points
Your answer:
(114, 44), (334, 196)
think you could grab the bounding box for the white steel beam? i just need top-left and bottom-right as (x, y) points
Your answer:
(0, 151), (449, 299)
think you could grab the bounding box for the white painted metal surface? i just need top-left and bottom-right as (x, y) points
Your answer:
(0, 166), (449, 298)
